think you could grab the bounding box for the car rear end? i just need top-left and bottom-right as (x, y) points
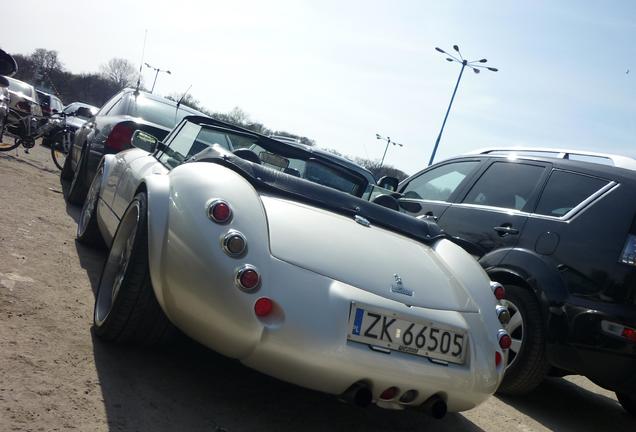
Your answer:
(6, 77), (41, 134)
(151, 162), (508, 414)
(548, 167), (636, 396)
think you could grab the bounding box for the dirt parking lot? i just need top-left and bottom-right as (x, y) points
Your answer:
(0, 143), (633, 431)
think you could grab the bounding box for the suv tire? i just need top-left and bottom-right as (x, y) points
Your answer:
(497, 284), (550, 395)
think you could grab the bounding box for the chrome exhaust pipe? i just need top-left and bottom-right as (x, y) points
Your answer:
(339, 382), (373, 408)
(421, 394), (447, 419)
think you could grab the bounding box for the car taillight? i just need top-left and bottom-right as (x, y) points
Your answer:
(222, 230), (246, 257)
(498, 330), (512, 349)
(254, 297), (273, 317)
(236, 265), (260, 291)
(380, 387), (400, 400)
(490, 281), (505, 300)
(495, 351), (503, 367)
(104, 123), (134, 152)
(601, 320), (636, 343)
(496, 305), (511, 324)
(16, 101), (31, 113)
(208, 200), (232, 223)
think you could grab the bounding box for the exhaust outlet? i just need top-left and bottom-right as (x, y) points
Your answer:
(421, 394), (447, 419)
(339, 382), (373, 408)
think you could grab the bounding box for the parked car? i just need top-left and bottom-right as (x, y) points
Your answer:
(62, 88), (206, 204)
(397, 147), (636, 415)
(0, 49), (17, 144)
(42, 102), (99, 147)
(5, 76), (42, 135)
(36, 90), (64, 117)
(76, 115), (510, 416)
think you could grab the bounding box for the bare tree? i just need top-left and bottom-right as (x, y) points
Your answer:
(30, 48), (63, 74)
(100, 58), (138, 90)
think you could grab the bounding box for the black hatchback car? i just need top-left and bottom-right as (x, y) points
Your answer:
(397, 148), (636, 415)
(62, 88), (204, 204)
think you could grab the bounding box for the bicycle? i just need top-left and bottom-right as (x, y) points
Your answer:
(0, 106), (73, 171)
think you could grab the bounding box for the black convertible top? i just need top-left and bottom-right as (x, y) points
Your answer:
(191, 147), (445, 245)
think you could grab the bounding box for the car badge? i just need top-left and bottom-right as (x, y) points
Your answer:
(390, 273), (413, 296)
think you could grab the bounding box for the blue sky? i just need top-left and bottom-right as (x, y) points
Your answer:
(2, 0), (634, 174)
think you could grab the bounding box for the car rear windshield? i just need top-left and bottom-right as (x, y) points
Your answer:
(131, 95), (198, 129)
(7, 78), (34, 98)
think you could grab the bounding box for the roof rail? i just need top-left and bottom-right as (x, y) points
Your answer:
(469, 147), (636, 171)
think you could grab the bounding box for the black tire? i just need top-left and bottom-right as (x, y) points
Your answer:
(93, 192), (174, 344)
(50, 133), (69, 171)
(617, 392), (636, 417)
(76, 165), (105, 248)
(496, 284), (550, 395)
(66, 143), (89, 205)
(60, 147), (73, 181)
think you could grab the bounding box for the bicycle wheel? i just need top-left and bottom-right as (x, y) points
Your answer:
(0, 135), (20, 151)
(50, 133), (69, 170)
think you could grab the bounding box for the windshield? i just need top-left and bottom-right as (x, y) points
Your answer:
(63, 103), (98, 120)
(7, 78), (34, 98)
(247, 142), (365, 196)
(132, 95), (198, 129)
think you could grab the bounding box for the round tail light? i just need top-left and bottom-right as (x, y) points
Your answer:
(254, 297), (273, 317)
(498, 330), (512, 350)
(399, 389), (418, 404)
(490, 281), (505, 300)
(236, 265), (260, 291)
(222, 230), (247, 257)
(496, 305), (511, 324)
(208, 199), (232, 223)
(495, 351), (502, 367)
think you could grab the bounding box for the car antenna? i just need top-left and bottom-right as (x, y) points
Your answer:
(175, 84), (192, 122)
(135, 29), (148, 96)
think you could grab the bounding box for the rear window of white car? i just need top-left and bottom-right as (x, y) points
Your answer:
(7, 78), (34, 98)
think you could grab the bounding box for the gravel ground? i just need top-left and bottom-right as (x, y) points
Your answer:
(0, 143), (634, 431)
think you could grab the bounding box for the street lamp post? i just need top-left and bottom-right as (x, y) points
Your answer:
(144, 62), (172, 93)
(428, 45), (498, 166)
(376, 133), (404, 167)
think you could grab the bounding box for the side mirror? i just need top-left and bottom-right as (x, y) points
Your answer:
(377, 176), (399, 192)
(131, 130), (159, 152)
(0, 50), (17, 77)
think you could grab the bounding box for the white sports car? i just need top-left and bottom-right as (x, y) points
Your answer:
(79, 116), (510, 417)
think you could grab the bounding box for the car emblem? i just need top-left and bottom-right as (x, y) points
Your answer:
(390, 273), (413, 296)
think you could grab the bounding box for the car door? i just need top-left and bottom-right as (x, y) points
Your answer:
(437, 160), (550, 259)
(398, 158), (483, 221)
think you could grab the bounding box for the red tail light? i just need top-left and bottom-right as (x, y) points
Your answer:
(490, 281), (505, 300)
(495, 351), (502, 367)
(235, 265), (260, 291)
(380, 387), (400, 400)
(16, 101), (31, 113)
(254, 297), (273, 317)
(105, 123), (134, 152)
(622, 327), (636, 343)
(498, 331), (512, 349)
(208, 200), (232, 223)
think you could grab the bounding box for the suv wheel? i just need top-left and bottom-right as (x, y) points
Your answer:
(497, 284), (550, 395)
(617, 392), (636, 416)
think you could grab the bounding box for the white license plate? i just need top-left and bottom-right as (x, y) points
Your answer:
(347, 303), (467, 364)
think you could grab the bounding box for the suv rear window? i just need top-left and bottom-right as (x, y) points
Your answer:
(131, 95), (197, 129)
(463, 162), (545, 210)
(534, 170), (609, 217)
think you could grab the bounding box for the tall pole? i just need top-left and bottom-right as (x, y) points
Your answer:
(151, 69), (160, 93)
(429, 61), (466, 166)
(380, 137), (391, 166)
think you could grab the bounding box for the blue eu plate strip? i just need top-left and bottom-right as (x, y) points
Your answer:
(352, 307), (364, 335)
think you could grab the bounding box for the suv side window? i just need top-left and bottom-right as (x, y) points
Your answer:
(463, 162), (545, 211)
(402, 161), (479, 201)
(535, 170), (609, 217)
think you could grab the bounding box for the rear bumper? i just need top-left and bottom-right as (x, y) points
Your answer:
(548, 298), (636, 393)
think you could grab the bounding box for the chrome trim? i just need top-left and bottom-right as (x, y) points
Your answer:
(354, 215), (371, 227)
(496, 305), (511, 325)
(450, 202), (530, 217)
(234, 264), (261, 292)
(221, 229), (247, 257)
(207, 198), (232, 223)
(529, 181), (618, 222)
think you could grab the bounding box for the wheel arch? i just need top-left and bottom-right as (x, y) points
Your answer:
(140, 175), (171, 310)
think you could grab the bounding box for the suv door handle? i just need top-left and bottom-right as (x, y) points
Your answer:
(493, 225), (519, 236)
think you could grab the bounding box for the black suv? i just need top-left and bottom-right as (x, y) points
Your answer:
(397, 148), (636, 415)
